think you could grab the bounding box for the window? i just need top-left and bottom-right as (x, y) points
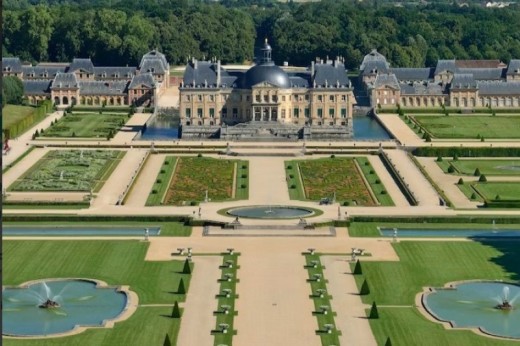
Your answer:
(198, 95), (203, 102)
(264, 95), (269, 102)
(246, 95), (250, 101)
(329, 95), (334, 102)
(233, 108), (238, 118)
(186, 95), (191, 101)
(186, 108), (191, 118)
(293, 108), (299, 118)
(317, 108), (323, 118)
(282, 96), (286, 102)
(305, 95), (309, 101)
(329, 108), (335, 117)
(318, 95), (323, 102)
(197, 108), (203, 118)
(256, 94), (261, 102)
(304, 108), (310, 118)
(222, 108), (228, 117)
(341, 95), (346, 102)
(341, 108), (347, 118)
(209, 95), (214, 102)
(272, 95), (278, 102)
(281, 109), (286, 118)
(209, 108), (215, 118)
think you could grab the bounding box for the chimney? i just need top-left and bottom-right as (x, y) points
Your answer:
(217, 60), (221, 87)
(311, 61), (315, 78)
(194, 58), (198, 70)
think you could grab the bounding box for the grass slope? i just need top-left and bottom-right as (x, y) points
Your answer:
(42, 112), (129, 138)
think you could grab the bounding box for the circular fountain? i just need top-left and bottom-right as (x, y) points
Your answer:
(422, 281), (520, 339)
(2, 279), (134, 337)
(225, 205), (315, 219)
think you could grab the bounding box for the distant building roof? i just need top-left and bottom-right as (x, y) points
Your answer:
(478, 81), (520, 95)
(68, 58), (95, 74)
(128, 73), (155, 89)
(183, 60), (223, 88)
(390, 68), (433, 81)
(507, 60), (520, 75)
(51, 73), (79, 89)
(360, 49), (389, 71)
(313, 61), (350, 88)
(2, 57), (23, 73)
(79, 81), (128, 95)
(93, 66), (137, 79)
(373, 74), (400, 90)
(22, 65), (66, 79)
(399, 81), (445, 95)
(455, 60), (506, 68)
(140, 50), (168, 70)
(450, 73), (477, 89)
(435, 60), (457, 74)
(23, 80), (52, 95)
(458, 68), (504, 80)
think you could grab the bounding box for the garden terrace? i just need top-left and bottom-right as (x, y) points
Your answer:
(352, 241), (520, 346)
(285, 157), (393, 206)
(2, 240), (193, 346)
(438, 159), (520, 176)
(8, 149), (124, 192)
(148, 156), (248, 206)
(41, 112), (130, 138)
(412, 115), (520, 139)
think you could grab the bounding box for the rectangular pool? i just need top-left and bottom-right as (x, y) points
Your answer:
(2, 227), (161, 236)
(379, 228), (520, 238)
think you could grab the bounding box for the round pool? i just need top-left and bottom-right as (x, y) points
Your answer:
(422, 281), (520, 339)
(2, 279), (131, 337)
(226, 205), (314, 219)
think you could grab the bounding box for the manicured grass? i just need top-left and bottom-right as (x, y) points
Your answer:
(473, 182), (520, 201)
(2, 105), (37, 129)
(351, 240), (520, 346)
(286, 157), (392, 206)
(355, 157), (394, 206)
(438, 159), (520, 176)
(2, 203), (89, 209)
(413, 115), (520, 139)
(157, 156), (248, 206)
(2, 146), (35, 173)
(8, 150), (124, 192)
(42, 112), (129, 138)
(146, 156), (178, 206)
(347, 222), (520, 237)
(304, 253), (341, 345)
(3, 240), (193, 346)
(213, 253), (239, 346)
(2, 221), (192, 237)
(457, 182), (485, 202)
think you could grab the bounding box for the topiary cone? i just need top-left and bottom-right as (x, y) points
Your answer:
(171, 301), (181, 318)
(360, 279), (370, 295)
(183, 258), (191, 274)
(353, 260), (362, 275)
(369, 301), (379, 319)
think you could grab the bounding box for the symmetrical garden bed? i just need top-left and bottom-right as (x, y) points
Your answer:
(9, 150), (124, 192)
(42, 112), (130, 138)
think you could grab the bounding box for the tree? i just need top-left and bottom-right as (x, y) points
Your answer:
(458, 178), (464, 185)
(171, 301), (181, 318)
(163, 334), (172, 346)
(473, 168), (481, 176)
(353, 260), (362, 275)
(182, 258), (191, 274)
(369, 301), (379, 319)
(2, 76), (24, 105)
(385, 337), (392, 346)
(177, 278), (186, 294)
(360, 279), (370, 295)
(479, 174), (487, 182)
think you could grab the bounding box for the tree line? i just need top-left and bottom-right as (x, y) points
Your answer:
(3, 0), (520, 69)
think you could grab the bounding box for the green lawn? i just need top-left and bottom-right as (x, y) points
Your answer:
(8, 150), (124, 192)
(473, 182), (520, 201)
(3, 240), (192, 346)
(149, 156), (248, 206)
(285, 157), (393, 206)
(2, 105), (37, 128)
(352, 240), (520, 345)
(42, 112), (129, 138)
(439, 159), (520, 176)
(414, 115), (520, 139)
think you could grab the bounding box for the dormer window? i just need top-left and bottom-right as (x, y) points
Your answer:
(102, 72), (107, 78)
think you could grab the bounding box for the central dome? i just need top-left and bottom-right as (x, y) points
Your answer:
(240, 63), (291, 89)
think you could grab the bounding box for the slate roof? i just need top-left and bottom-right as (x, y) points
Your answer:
(458, 68), (504, 80)
(51, 73), (79, 88)
(289, 75), (310, 88)
(79, 81), (128, 95)
(2, 57), (23, 73)
(399, 82), (445, 95)
(23, 80), (52, 95)
(360, 49), (389, 71)
(140, 57), (167, 74)
(507, 60), (520, 75)
(373, 74), (400, 90)
(68, 58), (94, 74)
(450, 73), (477, 89)
(128, 73), (156, 89)
(477, 81), (520, 95)
(93, 67), (137, 79)
(183, 61), (220, 87)
(362, 60), (390, 75)
(391, 68), (433, 81)
(22, 66), (67, 79)
(455, 60), (505, 68)
(435, 60), (457, 74)
(313, 62), (350, 88)
(140, 50), (168, 69)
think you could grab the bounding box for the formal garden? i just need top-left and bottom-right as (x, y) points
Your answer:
(8, 150), (124, 192)
(2, 240), (193, 346)
(351, 240), (520, 346)
(146, 156), (249, 206)
(410, 115), (520, 139)
(40, 112), (130, 139)
(285, 157), (393, 206)
(437, 159), (520, 176)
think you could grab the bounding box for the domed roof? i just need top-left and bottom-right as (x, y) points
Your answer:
(240, 63), (291, 89)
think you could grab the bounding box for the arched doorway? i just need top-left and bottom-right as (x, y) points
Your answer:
(71, 97), (77, 105)
(62, 96), (69, 105)
(54, 96), (60, 105)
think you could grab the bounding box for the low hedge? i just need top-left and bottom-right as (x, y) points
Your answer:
(413, 147), (520, 157)
(483, 200), (520, 208)
(3, 100), (53, 139)
(72, 106), (131, 113)
(349, 216), (520, 224)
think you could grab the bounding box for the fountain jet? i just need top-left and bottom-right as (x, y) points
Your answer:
(496, 286), (513, 311)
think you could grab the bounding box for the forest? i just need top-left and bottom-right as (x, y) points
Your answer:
(3, 0), (520, 69)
